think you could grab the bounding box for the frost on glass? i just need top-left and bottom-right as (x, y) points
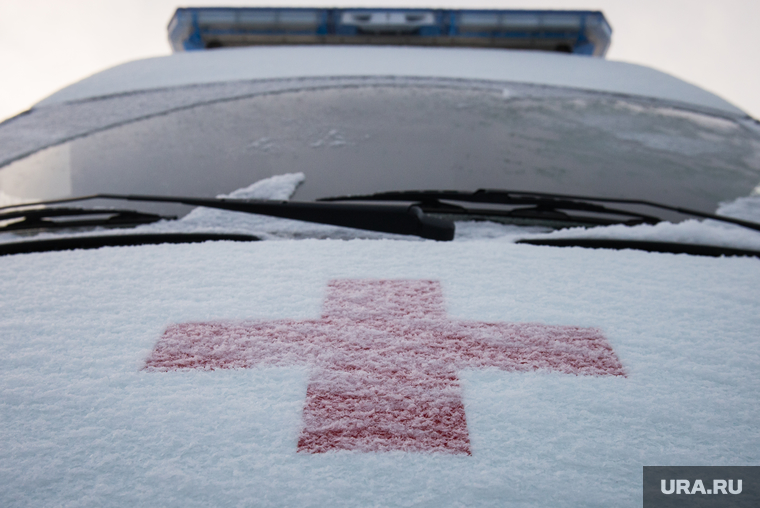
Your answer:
(1, 83), (759, 216)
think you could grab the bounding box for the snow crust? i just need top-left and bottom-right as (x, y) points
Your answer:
(37, 46), (745, 116)
(171, 172), (305, 235)
(0, 237), (757, 506)
(519, 195), (760, 251)
(717, 194), (760, 222)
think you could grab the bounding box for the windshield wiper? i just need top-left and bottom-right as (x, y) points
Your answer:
(0, 193), (455, 241)
(319, 189), (760, 233)
(0, 207), (174, 232)
(0, 233), (260, 257)
(516, 238), (760, 259)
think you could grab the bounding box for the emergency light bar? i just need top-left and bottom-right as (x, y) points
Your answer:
(168, 8), (612, 57)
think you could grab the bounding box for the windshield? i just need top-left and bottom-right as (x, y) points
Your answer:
(2, 78), (759, 221)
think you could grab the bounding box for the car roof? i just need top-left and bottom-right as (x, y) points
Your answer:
(37, 46), (745, 117)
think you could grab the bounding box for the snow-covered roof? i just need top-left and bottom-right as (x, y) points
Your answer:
(37, 46), (744, 116)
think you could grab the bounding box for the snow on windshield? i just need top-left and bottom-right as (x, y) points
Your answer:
(521, 193), (760, 251)
(1, 173), (759, 252)
(172, 172), (306, 234)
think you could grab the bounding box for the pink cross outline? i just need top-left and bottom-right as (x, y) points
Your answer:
(145, 279), (625, 454)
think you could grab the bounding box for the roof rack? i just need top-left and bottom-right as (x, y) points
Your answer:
(168, 8), (611, 57)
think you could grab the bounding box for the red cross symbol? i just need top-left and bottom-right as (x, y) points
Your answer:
(145, 279), (624, 455)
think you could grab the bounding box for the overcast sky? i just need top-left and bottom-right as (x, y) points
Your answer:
(1, 0), (758, 122)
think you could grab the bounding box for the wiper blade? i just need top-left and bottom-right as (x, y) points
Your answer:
(0, 233), (260, 257)
(319, 189), (760, 233)
(0, 194), (455, 241)
(0, 207), (174, 232)
(517, 238), (760, 259)
(320, 189), (661, 226)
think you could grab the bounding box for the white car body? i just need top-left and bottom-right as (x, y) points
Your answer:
(1, 30), (759, 507)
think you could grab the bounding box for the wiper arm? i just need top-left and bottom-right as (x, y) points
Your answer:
(320, 189), (660, 226)
(0, 207), (174, 232)
(319, 189), (760, 233)
(0, 194), (455, 241)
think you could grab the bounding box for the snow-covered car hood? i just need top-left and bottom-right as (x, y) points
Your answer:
(1, 223), (758, 506)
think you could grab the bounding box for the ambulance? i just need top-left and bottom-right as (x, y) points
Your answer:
(1, 8), (758, 506)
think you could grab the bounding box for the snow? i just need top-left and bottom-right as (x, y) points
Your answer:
(162, 172), (405, 241)
(717, 194), (760, 222)
(2, 173), (760, 253)
(0, 237), (758, 506)
(218, 172), (304, 200)
(0, 174), (422, 244)
(518, 195), (760, 252)
(168, 172), (304, 235)
(0, 37), (756, 503)
(37, 46), (745, 116)
(145, 279), (624, 456)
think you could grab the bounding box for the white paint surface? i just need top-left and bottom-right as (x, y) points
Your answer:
(36, 46), (744, 116)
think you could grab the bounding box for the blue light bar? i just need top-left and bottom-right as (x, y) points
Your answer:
(168, 8), (612, 57)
